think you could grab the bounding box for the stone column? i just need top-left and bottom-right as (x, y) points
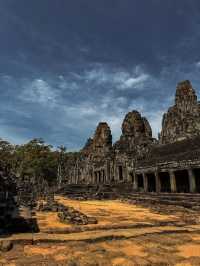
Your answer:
(188, 168), (196, 193)
(106, 162), (110, 184)
(115, 166), (118, 182)
(103, 169), (105, 183)
(92, 170), (95, 184)
(133, 173), (138, 191)
(99, 171), (101, 183)
(96, 172), (98, 184)
(125, 166), (129, 182)
(155, 171), (161, 193)
(90, 172), (93, 184)
(94, 172), (96, 184)
(143, 173), (148, 192)
(110, 163), (114, 183)
(169, 170), (176, 193)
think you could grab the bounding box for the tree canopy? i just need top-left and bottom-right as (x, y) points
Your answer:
(0, 137), (80, 186)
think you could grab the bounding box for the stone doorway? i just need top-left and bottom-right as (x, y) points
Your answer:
(129, 172), (134, 183)
(94, 172), (98, 183)
(102, 170), (106, 183)
(118, 166), (123, 181)
(146, 173), (156, 192)
(174, 170), (190, 193)
(159, 172), (171, 192)
(193, 168), (200, 193)
(137, 174), (144, 191)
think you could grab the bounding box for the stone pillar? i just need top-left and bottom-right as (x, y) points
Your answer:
(103, 169), (105, 183)
(110, 163), (114, 183)
(125, 166), (129, 182)
(143, 173), (148, 192)
(169, 170), (176, 193)
(92, 170), (95, 184)
(91, 171), (94, 184)
(155, 171), (161, 193)
(133, 173), (138, 190)
(115, 166), (118, 182)
(99, 171), (102, 183)
(106, 162), (110, 184)
(188, 168), (196, 193)
(94, 172), (97, 184)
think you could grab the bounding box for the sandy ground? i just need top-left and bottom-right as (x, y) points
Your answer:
(1, 196), (200, 265)
(36, 196), (180, 233)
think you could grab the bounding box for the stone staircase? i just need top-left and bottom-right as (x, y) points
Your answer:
(58, 184), (119, 200)
(58, 184), (200, 210)
(121, 192), (200, 210)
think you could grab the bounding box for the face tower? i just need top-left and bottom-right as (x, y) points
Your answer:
(160, 80), (200, 144)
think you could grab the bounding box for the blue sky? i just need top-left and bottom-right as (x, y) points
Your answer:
(0, 0), (200, 150)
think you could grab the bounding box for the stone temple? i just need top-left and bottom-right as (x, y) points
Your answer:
(66, 80), (200, 194)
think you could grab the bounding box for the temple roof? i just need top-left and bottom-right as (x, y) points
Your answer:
(137, 136), (200, 167)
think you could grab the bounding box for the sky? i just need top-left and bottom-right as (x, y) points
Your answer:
(0, 0), (200, 150)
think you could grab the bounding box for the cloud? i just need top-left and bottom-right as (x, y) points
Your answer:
(119, 74), (149, 89)
(1, 1), (200, 151)
(0, 59), (200, 150)
(19, 79), (59, 107)
(0, 63), (171, 149)
(81, 64), (150, 91)
(196, 61), (200, 68)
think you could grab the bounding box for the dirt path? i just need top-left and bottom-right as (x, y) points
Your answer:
(1, 196), (200, 265)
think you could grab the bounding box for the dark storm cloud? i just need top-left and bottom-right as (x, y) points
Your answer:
(0, 0), (200, 149)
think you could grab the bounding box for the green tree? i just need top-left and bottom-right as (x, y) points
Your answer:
(14, 138), (58, 185)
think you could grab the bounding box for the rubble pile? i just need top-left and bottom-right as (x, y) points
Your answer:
(58, 206), (98, 225)
(38, 199), (98, 225)
(37, 199), (61, 212)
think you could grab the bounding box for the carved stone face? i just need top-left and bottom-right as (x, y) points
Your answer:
(175, 80), (197, 111)
(122, 111), (145, 137)
(92, 122), (112, 154)
(160, 80), (200, 144)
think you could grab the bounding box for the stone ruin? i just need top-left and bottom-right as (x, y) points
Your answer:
(0, 166), (19, 235)
(114, 110), (155, 158)
(38, 199), (98, 225)
(0, 168), (41, 240)
(65, 80), (200, 195)
(160, 80), (200, 144)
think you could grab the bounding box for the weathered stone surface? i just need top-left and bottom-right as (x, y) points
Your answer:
(0, 240), (13, 252)
(37, 198), (98, 225)
(82, 138), (93, 156)
(122, 110), (152, 138)
(73, 122), (113, 184)
(90, 122), (112, 155)
(58, 205), (98, 225)
(82, 122), (112, 156)
(160, 80), (200, 144)
(114, 110), (154, 155)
